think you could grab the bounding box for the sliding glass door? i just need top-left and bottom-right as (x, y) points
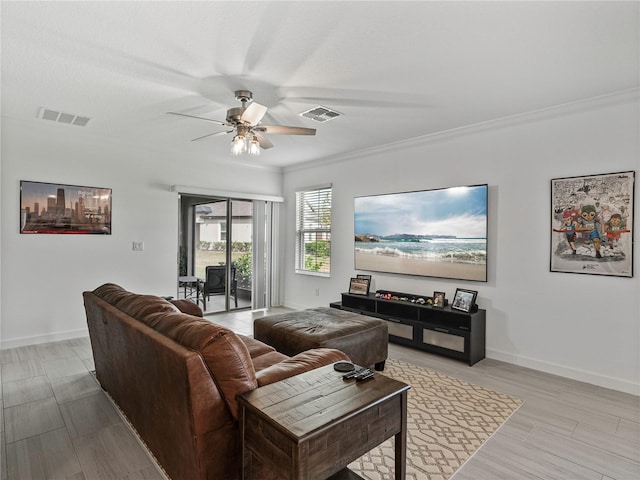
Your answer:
(179, 195), (258, 314)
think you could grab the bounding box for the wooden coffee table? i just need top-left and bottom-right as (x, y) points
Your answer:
(238, 364), (410, 480)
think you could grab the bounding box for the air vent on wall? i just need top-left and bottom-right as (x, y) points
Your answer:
(299, 106), (342, 123)
(38, 108), (91, 127)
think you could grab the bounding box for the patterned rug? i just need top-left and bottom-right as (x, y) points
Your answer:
(348, 359), (523, 480)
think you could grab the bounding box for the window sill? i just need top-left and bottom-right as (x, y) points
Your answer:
(295, 270), (330, 278)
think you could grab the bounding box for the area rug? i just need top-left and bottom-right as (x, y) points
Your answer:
(348, 359), (523, 480)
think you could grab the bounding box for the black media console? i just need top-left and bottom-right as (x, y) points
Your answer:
(331, 292), (486, 366)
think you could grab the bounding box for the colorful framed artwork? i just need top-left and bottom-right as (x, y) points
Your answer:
(20, 180), (112, 234)
(550, 171), (634, 277)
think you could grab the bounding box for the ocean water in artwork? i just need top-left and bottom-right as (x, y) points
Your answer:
(354, 185), (488, 280)
(355, 237), (487, 265)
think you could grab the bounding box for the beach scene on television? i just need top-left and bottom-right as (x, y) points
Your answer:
(354, 185), (488, 282)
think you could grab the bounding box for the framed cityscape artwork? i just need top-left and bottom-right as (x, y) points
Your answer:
(550, 171), (634, 277)
(20, 180), (112, 234)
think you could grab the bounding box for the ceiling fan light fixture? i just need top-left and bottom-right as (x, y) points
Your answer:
(231, 134), (246, 156)
(170, 91), (314, 156)
(248, 136), (261, 156)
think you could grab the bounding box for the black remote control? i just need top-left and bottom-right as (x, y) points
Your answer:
(355, 368), (373, 382)
(343, 368), (369, 380)
(355, 370), (374, 381)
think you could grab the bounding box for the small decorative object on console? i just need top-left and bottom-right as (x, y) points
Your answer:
(452, 288), (478, 313)
(375, 289), (430, 305)
(433, 291), (446, 308)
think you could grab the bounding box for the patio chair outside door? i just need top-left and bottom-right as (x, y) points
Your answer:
(202, 265), (238, 310)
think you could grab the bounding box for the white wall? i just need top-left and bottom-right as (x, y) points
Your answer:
(282, 91), (640, 395)
(2, 92), (638, 395)
(0, 118), (282, 347)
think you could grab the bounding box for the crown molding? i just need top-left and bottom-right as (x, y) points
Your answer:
(284, 87), (640, 174)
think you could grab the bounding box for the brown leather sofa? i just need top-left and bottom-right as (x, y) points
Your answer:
(83, 283), (349, 480)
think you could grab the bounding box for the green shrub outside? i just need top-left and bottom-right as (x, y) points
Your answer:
(305, 240), (330, 257)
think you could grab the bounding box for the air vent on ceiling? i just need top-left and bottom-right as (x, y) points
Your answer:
(38, 108), (91, 127)
(299, 105), (342, 123)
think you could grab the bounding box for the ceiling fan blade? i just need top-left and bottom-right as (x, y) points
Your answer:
(254, 132), (274, 149)
(191, 130), (234, 142)
(241, 102), (268, 126)
(255, 125), (316, 136)
(167, 111), (229, 126)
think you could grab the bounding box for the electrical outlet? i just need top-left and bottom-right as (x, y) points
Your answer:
(132, 241), (144, 251)
(315, 288), (320, 296)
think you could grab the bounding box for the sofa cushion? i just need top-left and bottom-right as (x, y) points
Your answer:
(238, 334), (277, 358)
(93, 283), (134, 305)
(238, 335), (289, 371)
(170, 299), (204, 317)
(251, 350), (289, 372)
(255, 348), (350, 386)
(116, 294), (180, 318)
(143, 311), (257, 419)
(93, 283), (180, 318)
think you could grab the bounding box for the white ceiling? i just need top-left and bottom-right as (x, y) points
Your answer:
(2, 1), (638, 169)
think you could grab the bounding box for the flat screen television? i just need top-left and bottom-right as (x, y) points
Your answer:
(354, 184), (487, 282)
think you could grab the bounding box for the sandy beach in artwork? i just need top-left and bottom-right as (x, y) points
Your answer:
(356, 251), (486, 281)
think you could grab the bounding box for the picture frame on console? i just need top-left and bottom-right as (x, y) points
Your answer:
(432, 291), (446, 308)
(348, 277), (370, 295)
(451, 288), (477, 313)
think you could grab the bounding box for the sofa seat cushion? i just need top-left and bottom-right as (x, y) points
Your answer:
(237, 335), (286, 370)
(252, 350), (289, 372)
(239, 335), (277, 358)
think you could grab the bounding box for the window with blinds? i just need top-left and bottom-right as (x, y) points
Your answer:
(295, 186), (332, 275)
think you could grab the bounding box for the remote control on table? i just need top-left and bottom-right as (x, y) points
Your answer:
(343, 368), (369, 380)
(355, 370), (375, 381)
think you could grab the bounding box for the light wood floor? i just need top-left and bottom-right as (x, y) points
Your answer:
(1, 308), (638, 480)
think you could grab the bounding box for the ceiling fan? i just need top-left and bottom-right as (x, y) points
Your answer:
(168, 90), (316, 156)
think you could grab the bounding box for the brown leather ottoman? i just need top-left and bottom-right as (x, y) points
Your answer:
(253, 307), (388, 370)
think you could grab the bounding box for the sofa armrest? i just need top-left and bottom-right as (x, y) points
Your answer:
(255, 348), (350, 387)
(169, 299), (203, 317)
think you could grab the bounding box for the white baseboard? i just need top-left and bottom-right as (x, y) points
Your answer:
(282, 301), (309, 311)
(283, 303), (640, 396)
(1, 327), (89, 350)
(487, 348), (639, 396)
(3, 323), (636, 397)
